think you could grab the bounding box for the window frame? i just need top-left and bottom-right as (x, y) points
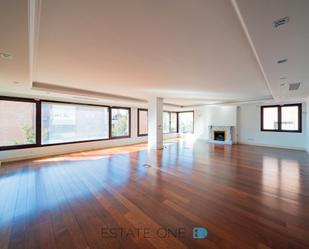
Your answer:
(163, 111), (179, 134)
(178, 111), (194, 134)
(261, 104), (302, 133)
(137, 109), (179, 136)
(163, 111), (171, 134)
(0, 96), (39, 151)
(41, 100), (111, 146)
(170, 112), (178, 133)
(110, 106), (131, 139)
(0, 96), (133, 151)
(137, 108), (148, 137)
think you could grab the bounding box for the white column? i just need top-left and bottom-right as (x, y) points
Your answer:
(148, 97), (163, 150)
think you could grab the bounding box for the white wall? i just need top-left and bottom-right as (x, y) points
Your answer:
(238, 103), (306, 150)
(0, 107), (177, 162)
(194, 105), (237, 141)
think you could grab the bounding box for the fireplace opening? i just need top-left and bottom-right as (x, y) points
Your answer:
(214, 131), (225, 141)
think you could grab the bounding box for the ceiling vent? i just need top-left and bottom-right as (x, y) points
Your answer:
(289, 82), (301, 91)
(273, 16), (289, 28)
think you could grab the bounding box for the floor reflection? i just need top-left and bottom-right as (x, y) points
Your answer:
(262, 155), (301, 212)
(0, 152), (133, 227)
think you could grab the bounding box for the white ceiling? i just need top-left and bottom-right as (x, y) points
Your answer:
(0, 0), (308, 106)
(234, 0), (309, 101)
(0, 0), (30, 87)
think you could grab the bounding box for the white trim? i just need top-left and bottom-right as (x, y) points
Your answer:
(0, 137), (178, 163)
(239, 142), (305, 151)
(231, 0), (275, 100)
(0, 140), (143, 163)
(28, 0), (42, 85)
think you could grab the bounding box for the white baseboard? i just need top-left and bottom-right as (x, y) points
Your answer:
(239, 141), (305, 151)
(0, 138), (177, 164)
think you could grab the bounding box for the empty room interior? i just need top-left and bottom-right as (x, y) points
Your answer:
(1, 0), (309, 248)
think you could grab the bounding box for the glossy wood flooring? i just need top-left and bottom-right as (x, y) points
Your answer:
(1, 140), (309, 249)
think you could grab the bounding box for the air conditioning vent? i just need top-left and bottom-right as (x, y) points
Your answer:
(32, 81), (146, 103)
(289, 82), (301, 91)
(72, 96), (99, 101)
(273, 16), (289, 28)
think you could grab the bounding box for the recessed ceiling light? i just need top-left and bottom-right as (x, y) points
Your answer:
(0, 52), (12, 60)
(277, 59), (288, 64)
(273, 16), (290, 28)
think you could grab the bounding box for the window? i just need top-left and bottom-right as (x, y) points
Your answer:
(111, 107), (130, 138)
(261, 104), (301, 132)
(178, 111), (194, 133)
(170, 112), (177, 133)
(138, 109), (148, 136)
(138, 110), (177, 135)
(281, 105), (300, 131)
(163, 111), (177, 133)
(0, 96), (136, 150)
(163, 112), (170, 133)
(0, 98), (36, 149)
(261, 106), (279, 130)
(42, 102), (109, 144)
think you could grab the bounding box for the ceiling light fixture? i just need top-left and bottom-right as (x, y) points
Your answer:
(273, 16), (289, 28)
(0, 52), (12, 60)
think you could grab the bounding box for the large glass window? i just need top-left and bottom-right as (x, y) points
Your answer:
(261, 104), (301, 132)
(261, 106), (279, 130)
(170, 112), (177, 133)
(111, 108), (130, 138)
(178, 111), (194, 133)
(42, 102), (109, 144)
(163, 112), (170, 133)
(0, 99), (36, 148)
(281, 105), (300, 131)
(138, 109), (148, 136)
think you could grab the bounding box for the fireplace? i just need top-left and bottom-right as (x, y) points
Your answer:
(208, 126), (233, 144)
(213, 130), (225, 141)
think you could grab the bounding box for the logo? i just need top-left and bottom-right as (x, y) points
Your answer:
(193, 227), (208, 239)
(101, 227), (185, 239)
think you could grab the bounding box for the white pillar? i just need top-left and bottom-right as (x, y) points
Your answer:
(148, 97), (163, 150)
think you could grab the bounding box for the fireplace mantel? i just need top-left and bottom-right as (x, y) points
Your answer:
(208, 126), (233, 144)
